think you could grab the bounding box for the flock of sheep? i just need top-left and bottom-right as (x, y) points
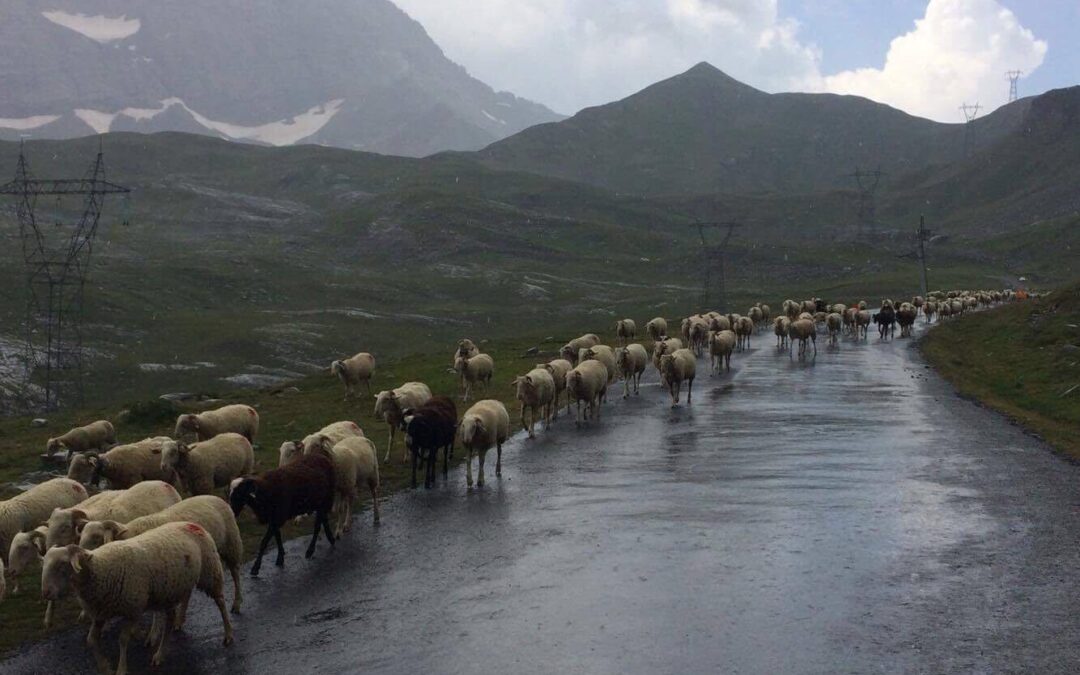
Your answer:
(0, 286), (1024, 674)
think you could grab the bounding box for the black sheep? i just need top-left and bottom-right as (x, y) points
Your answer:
(229, 453), (336, 576)
(873, 306), (897, 340)
(404, 396), (458, 489)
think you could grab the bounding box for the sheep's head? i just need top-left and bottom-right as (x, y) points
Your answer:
(229, 477), (258, 517)
(86, 454), (108, 486)
(66, 454), (94, 484)
(459, 416), (484, 446)
(8, 529), (46, 579)
(330, 360), (344, 376)
(45, 438), (62, 455)
(78, 520), (124, 551)
(41, 545), (84, 603)
(278, 440), (302, 467)
(46, 508), (88, 549)
(174, 414), (199, 438)
(159, 440), (188, 473)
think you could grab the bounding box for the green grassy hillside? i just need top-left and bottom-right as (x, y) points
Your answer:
(921, 282), (1080, 459)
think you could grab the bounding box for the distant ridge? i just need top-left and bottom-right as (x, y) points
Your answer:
(476, 62), (1031, 196)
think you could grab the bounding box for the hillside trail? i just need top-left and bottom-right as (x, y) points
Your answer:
(7, 319), (1080, 674)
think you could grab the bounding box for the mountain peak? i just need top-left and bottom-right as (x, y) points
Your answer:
(676, 62), (757, 90)
(0, 0), (561, 156)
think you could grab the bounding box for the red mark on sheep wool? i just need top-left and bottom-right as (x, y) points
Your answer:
(184, 523), (205, 536)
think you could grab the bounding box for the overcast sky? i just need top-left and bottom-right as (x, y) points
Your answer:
(394, 0), (1077, 122)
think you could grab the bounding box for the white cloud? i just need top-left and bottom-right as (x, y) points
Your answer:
(392, 0), (821, 114)
(393, 0), (1046, 123)
(820, 0), (1048, 122)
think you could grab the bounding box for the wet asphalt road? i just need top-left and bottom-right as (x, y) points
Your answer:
(7, 323), (1080, 674)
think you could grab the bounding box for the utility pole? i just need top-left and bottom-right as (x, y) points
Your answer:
(846, 167), (885, 238)
(691, 220), (741, 311)
(1006, 70), (1022, 103)
(0, 139), (130, 411)
(916, 215), (932, 299)
(960, 103), (981, 158)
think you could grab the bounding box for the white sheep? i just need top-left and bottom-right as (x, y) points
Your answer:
(306, 435), (381, 536)
(5, 525), (47, 596)
(826, 312), (843, 344)
(46, 420), (116, 459)
(735, 316), (754, 351)
(331, 352), (375, 399)
(76, 495), (244, 614)
(651, 337), (684, 378)
(374, 382), (432, 463)
(774, 316), (791, 348)
(540, 358), (574, 419)
(68, 436), (178, 489)
(45, 481), (183, 550)
(454, 353), (494, 402)
(580, 344), (618, 388)
(325, 436), (380, 532)
(560, 333), (601, 365)
(659, 348), (696, 407)
(788, 318), (817, 358)
(279, 420), (365, 467)
(455, 338), (480, 364)
(42, 481), (182, 627)
(161, 433), (255, 496)
(616, 344), (648, 397)
(688, 317), (710, 356)
(174, 404), (259, 444)
(459, 400), (510, 488)
(512, 368), (556, 438)
(0, 478), (88, 565)
(708, 314), (732, 332)
(748, 306), (764, 326)
(855, 310), (872, 339)
(709, 330), (736, 373)
(41, 521), (233, 674)
(645, 318), (668, 342)
(566, 360), (608, 426)
(615, 319), (637, 346)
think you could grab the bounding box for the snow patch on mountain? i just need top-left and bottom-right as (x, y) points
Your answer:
(186, 99), (346, 146)
(0, 114), (60, 131)
(482, 110), (506, 125)
(72, 98), (346, 146)
(41, 11), (141, 43)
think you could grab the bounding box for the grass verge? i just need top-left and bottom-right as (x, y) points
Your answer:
(0, 334), (554, 656)
(920, 282), (1080, 460)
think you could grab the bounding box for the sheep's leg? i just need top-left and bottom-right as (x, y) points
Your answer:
(88, 618), (110, 675)
(477, 450), (486, 487)
(383, 427), (393, 463)
(687, 378), (694, 405)
(466, 448), (475, 487)
(251, 524), (274, 576)
(307, 512), (327, 558)
(496, 441), (503, 478)
(116, 618), (136, 675)
(43, 601), (54, 629)
(370, 481), (381, 524)
(443, 444), (450, 477)
(229, 561), (243, 613)
(411, 447), (419, 489)
(151, 609), (175, 667)
(211, 588), (235, 647)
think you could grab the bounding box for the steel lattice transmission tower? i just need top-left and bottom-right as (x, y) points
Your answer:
(1006, 70), (1023, 103)
(0, 142), (130, 411)
(847, 167), (885, 237)
(692, 220), (741, 311)
(960, 102), (981, 158)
